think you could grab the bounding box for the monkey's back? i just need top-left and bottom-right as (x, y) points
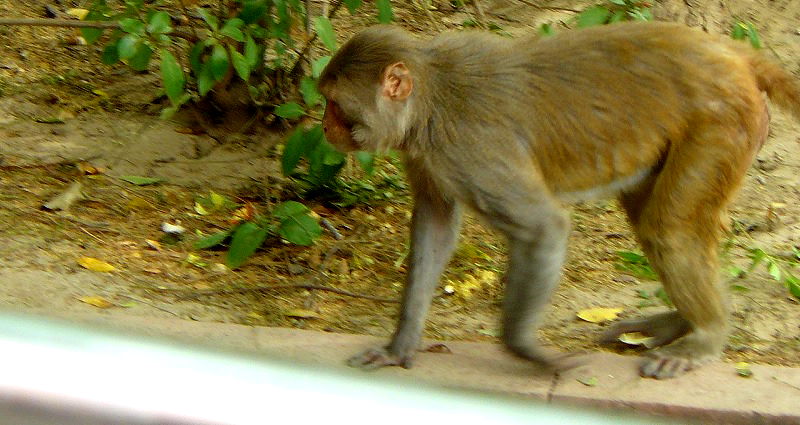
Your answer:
(423, 23), (765, 197)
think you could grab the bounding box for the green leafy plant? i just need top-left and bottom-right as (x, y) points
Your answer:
(576, 0), (653, 28)
(615, 250), (658, 281)
(731, 21), (762, 49)
(82, 0), (391, 195)
(739, 248), (800, 298)
(194, 200), (322, 269)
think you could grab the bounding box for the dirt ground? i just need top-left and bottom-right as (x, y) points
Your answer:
(0, 0), (798, 368)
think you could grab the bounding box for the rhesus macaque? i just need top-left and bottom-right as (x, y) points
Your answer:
(318, 22), (800, 379)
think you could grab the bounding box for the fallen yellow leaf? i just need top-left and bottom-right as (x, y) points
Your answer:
(79, 296), (113, 308)
(735, 361), (753, 378)
(576, 307), (623, 323)
(77, 257), (115, 272)
(619, 332), (656, 348)
(66, 8), (89, 20)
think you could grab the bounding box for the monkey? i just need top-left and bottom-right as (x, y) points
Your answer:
(317, 22), (800, 379)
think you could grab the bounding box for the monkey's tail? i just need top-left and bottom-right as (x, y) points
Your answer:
(749, 54), (800, 120)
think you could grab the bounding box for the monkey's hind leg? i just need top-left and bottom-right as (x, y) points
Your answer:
(605, 122), (764, 379)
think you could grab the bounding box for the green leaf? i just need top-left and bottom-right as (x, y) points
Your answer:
(314, 17), (337, 51)
(577, 6), (610, 28)
(282, 127), (319, 175)
(120, 18), (145, 34)
(229, 48), (251, 81)
(732, 22), (747, 40)
(311, 56), (331, 79)
(81, 8), (107, 44)
(197, 64), (216, 96)
(159, 50), (185, 104)
(128, 43), (153, 71)
(209, 44), (230, 81)
(280, 214), (321, 246)
(119, 175), (164, 185)
(274, 201), (321, 246)
(193, 230), (232, 250)
(609, 10), (626, 23)
(244, 35), (260, 68)
(147, 11), (172, 35)
(101, 41), (120, 64)
(308, 137), (345, 185)
(628, 8), (653, 22)
(344, 0), (363, 13)
(746, 23), (762, 49)
(227, 222), (269, 269)
(273, 201), (310, 219)
(81, 27), (105, 44)
(787, 275), (800, 298)
(323, 149), (346, 166)
(300, 77), (322, 107)
(768, 261), (781, 281)
(221, 19), (245, 42)
(274, 102), (305, 119)
(117, 34), (140, 59)
(376, 0), (393, 23)
(538, 23), (554, 37)
(239, 0), (268, 24)
(197, 8), (219, 31)
(355, 151), (375, 175)
(189, 41), (206, 75)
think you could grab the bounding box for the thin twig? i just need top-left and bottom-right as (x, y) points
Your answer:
(515, 1), (581, 13)
(0, 18), (197, 41)
(320, 218), (344, 240)
(289, 0), (344, 80)
(0, 156), (99, 171)
(116, 294), (183, 317)
(177, 282), (399, 303)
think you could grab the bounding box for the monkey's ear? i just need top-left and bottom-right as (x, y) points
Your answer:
(381, 62), (413, 101)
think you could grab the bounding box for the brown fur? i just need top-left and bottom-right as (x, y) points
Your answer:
(319, 22), (800, 379)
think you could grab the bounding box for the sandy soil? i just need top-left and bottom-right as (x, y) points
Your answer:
(0, 0), (798, 367)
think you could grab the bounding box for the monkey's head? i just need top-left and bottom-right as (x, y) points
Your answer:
(319, 26), (419, 153)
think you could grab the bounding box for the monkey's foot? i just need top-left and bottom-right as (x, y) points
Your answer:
(600, 311), (691, 349)
(347, 347), (412, 370)
(640, 349), (716, 379)
(639, 331), (722, 379)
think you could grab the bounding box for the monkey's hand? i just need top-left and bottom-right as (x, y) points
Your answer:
(347, 347), (413, 370)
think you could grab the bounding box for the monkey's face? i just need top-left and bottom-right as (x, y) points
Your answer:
(319, 62), (415, 153)
(322, 99), (361, 152)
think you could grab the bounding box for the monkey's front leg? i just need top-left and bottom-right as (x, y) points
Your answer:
(347, 178), (462, 370)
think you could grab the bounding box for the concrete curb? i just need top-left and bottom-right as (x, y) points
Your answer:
(17, 310), (800, 424)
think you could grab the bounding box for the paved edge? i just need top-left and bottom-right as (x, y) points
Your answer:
(11, 310), (800, 425)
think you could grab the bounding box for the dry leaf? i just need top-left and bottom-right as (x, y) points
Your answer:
(423, 343), (452, 354)
(576, 307), (623, 323)
(618, 332), (656, 348)
(143, 267), (162, 274)
(43, 181), (84, 211)
(144, 239), (162, 251)
(77, 257), (115, 272)
(127, 196), (153, 211)
(66, 8), (89, 19)
(735, 362), (753, 378)
(284, 308), (320, 319)
(210, 263), (228, 274)
(79, 296), (113, 308)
